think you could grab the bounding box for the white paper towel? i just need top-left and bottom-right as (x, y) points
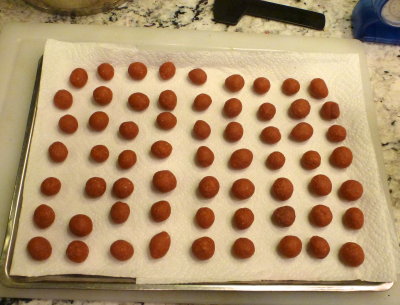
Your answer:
(10, 39), (398, 284)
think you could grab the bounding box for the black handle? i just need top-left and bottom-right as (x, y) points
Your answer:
(246, 0), (325, 30)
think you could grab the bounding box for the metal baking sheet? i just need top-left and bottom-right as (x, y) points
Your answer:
(0, 55), (393, 292)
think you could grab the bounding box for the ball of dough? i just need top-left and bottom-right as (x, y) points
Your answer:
(69, 214), (93, 237)
(88, 111), (108, 131)
(112, 177), (134, 198)
(301, 150), (321, 170)
(90, 145), (109, 163)
(193, 120), (211, 140)
(308, 236), (330, 259)
(195, 146), (214, 167)
(253, 77), (270, 94)
(119, 121), (139, 140)
(158, 90), (177, 110)
(290, 122), (313, 142)
(149, 231), (171, 259)
(151, 140), (172, 159)
(195, 207), (215, 229)
(48, 141), (68, 163)
(193, 93), (212, 111)
(40, 177), (61, 196)
(188, 68), (207, 85)
(278, 235), (302, 258)
(66, 240), (89, 263)
(229, 148), (253, 169)
(153, 170), (177, 193)
(309, 174), (332, 196)
(339, 242), (364, 267)
(192, 236), (215, 260)
(223, 98), (242, 118)
(320, 101), (340, 120)
(327, 125), (347, 142)
(69, 68), (88, 88)
(85, 177), (106, 198)
(93, 86), (113, 106)
(97, 63), (114, 81)
(156, 112), (177, 130)
(271, 178), (293, 201)
(27, 236), (52, 261)
(128, 62), (147, 80)
(53, 89), (73, 109)
(224, 122), (243, 142)
(110, 201), (130, 224)
(231, 178), (255, 200)
(33, 204), (55, 229)
(110, 240), (134, 261)
(257, 103), (276, 121)
(339, 180), (363, 201)
(151, 200), (171, 222)
(271, 206), (295, 227)
(330, 146), (353, 168)
(59, 114), (78, 134)
(118, 150), (137, 169)
(309, 78), (328, 99)
(128, 92), (150, 111)
(260, 126), (281, 144)
(266, 151), (285, 170)
(289, 99), (311, 119)
(343, 207), (364, 230)
(225, 74), (245, 92)
(198, 176), (220, 198)
(159, 61), (176, 80)
(233, 208), (254, 230)
(232, 238), (255, 259)
(309, 204), (332, 227)
(281, 78), (300, 95)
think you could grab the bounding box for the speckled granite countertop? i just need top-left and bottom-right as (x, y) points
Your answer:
(0, 0), (399, 303)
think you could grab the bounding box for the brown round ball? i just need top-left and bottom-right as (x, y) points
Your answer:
(188, 68), (207, 85)
(301, 151), (321, 170)
(149, 231), (171, 259)
(66, 240), (89, 263)
(223, 98), (242, 118)
(33, 204), (55, 229)
(93, 86), (113, 106)
(151, 140), (172, 159)
(327, 125), (347, 142)
(128, 62), (147, 80)
(257, 103), (276, 121)
(110, 240), (134, 261)
(271, 178), (293, 201)
(278, 235), (302, 258)
(112, 177), (134, 198)
(156, 112), (177, 130)
(69, 68), (88, 88)
(339, 242), (365, 267)
(231, 178), (255, 200)
(343, 207), (364, 230)
(224, 122), (243, 142)
(232, 238), (255, 259)
(128, 92), (150, 111)
(195, 207), (215, 229)
(150, 200), (171, 222)
(309, 205), (333, 227)
(281, 78), (300, 96)
(198, 176), (220, 198)
(53, 89), (73, 110)
(229, 148), (253, 169)
(90, 145), (109, 163)
(159, 61), (176, 80)
(272, 206), (296, 227)
(233, 208), (254, 230)
(289, 99), (311, 119)
(152, 170), (177, 193)
(309, 78), (328, 99)
(253, 77), (270, 94)
(85, 177), (106, 198)
(193, 93), (212, 111)
(69, 214), (93, 237)
(110, 201), (130, 224)
(97, 63), (114, 81)
(158, 90), (177, 110)
(320, 101), (340, 120)
(225, 74), (245, 92)
(40, 177), (61, 196)
(260, 126), (281, 144)
(192, 236), (215, 260)
(118, 150), (137, 169)
(308, 236), (330, 259)
(330, 146), (353, 168)
(119, 121), (139, 140)
(193, 120), (211, 140)
(59, 114), (78, 134)
(339, 180), (363, 201)
(290, 122), (313, 142)
(27, 236), (52, 261)
(48, 141), (68, 163)
(266, 151), (285, 170)
(88, 111), (109, 131)
(195, 146), (214, 167)
(309, 174), (332, 196)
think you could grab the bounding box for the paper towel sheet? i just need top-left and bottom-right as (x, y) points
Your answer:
(10, 39), (398, 284)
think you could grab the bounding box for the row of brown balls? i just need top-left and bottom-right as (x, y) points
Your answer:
(68, 62), (330, 98)
(26, 234), (364, 267)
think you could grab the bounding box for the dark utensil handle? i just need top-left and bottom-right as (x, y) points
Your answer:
(246, 0), (325, 30)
